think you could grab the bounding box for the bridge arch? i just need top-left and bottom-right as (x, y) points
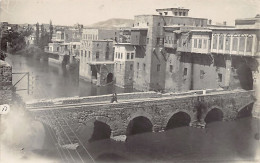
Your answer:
(126, 112), (154, 136)
(237, 102), (254, 118)
(164, 110), (193, 130)
(204, 106), (224, 124)
(77, 116), (114, 143)
(165, 111), (192, 130)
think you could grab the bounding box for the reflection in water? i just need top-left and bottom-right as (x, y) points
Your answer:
(6, 55), (135, 101)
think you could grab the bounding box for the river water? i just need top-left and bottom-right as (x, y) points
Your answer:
(2, 54), (260, 163)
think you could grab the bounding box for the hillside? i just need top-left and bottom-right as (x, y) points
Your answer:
(89, 18), (134, 28)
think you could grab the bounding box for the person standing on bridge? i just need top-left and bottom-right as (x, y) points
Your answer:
(111, 93), (118, 103)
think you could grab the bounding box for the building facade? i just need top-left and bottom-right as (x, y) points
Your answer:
(114, 43), (135, 89)
(128, 8), (260, 93)
(79, 28), (118, 85)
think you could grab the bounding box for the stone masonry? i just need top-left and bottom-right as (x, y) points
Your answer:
(27, 89), (255, 145)
(0, 60), (12, 105)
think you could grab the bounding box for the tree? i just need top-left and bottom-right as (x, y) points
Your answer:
(35, 22), (39, 46)
(49, 20), (53, 43)
(39, 24), (49, 50)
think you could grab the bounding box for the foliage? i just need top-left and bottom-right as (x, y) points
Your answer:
(0, 28), (30, 54)
(35, 22), (39, 45)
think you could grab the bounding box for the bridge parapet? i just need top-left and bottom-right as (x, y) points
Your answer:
(27, 89), (255, 145)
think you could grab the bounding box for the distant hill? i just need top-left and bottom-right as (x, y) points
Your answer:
(89, 18), (134, 28)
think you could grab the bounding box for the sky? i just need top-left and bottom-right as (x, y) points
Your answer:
(0, 0), (259, 26)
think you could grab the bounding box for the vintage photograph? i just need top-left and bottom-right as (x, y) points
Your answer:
(0, 0), (260, 162)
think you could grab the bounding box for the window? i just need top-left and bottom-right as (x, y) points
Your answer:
(219, 35), (224, 50)
(127, 53), (130, 59)
(169, 65), (173, 73)
(232, 37), (238, 51)
(164, 12), (168, 15)
(105, 51), (109, 60)
(88, 52), (90, 58)
(203, 39), (207, 49)
(85, 51), (87, 57)
(147, 22), (149, 26)
(239, 37), (245, 52)
(121, 53), (123, 59)
(174, 12), (178, 16)
(157, 64), (160, 71)
(200, 70), (205, 79)
(158, 23), (160, 26)
(183, 68), (187, 76)
(115, 63), (117, 69)
(131, 53), (134, 59)
(225, 36), (231, 51)
(120, 64), (121, 70)
(97, 43), (99, 47)
(246, 36), (253, 52)
(179, 12), (182, 16)
(115, 52), (117, 58)
(194, 39), (198, 48)
(137, 62), (139, 70)
(218, 73), (222, 82)
(183, 12), (186, 16)
(96, 52), (99, 59)
(130, 64), (133, 70)
(198, 39), (202, 48)
(156, 37), (160, 45)
(143, 63), (146, 71)
(147, 38), (149, 44)
(213, 35), (217, 49)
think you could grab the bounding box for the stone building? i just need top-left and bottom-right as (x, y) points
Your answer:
(79, 29), (118, 85)
(45, 28), (82, 64)
(114, 43), (135, 89)
(130, 7), (208, 91)
(130, 8), (260, 93)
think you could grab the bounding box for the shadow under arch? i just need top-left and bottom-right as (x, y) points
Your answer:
(107, 73), (113, 83)
(236, 63), (253, 90)
(89, 120), (111, 142)
(165, 111), (191, 130)
(126, 116), (153, 136)
(237, 102), (254, 119)
(204, 108), (224, 124)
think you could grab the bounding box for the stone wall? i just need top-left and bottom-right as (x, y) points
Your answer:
(0, 60), (12, 105)
(28, 90), (255, 145)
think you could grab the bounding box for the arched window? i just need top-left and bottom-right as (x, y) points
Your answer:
(225, 34), (231, 51)
(239, 34), (246, 52)
(246, 35), (253, 52)
(232, 34), (238, 51)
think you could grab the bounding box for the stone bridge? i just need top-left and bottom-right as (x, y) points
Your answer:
(26, 89), (255, 145)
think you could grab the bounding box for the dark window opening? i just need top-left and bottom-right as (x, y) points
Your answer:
(183, 68), (187, 76)
(218, 73), (222, 82)
(157, 64), (160, 71)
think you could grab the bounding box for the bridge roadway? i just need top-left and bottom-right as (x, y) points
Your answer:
(26, 89), (255, 145)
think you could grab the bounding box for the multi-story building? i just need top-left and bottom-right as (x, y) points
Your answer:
(79, 28), (118, 85)
(45, 28), (82, 64)
(114, 43), (135, 89)
(130, 7), (208, 91)
(130, 8), (260, 93)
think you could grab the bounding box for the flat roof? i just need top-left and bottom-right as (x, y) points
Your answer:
(131, 27), (148, 30)
(156, 8), (190, 11)
(88, 61), (114, 65)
